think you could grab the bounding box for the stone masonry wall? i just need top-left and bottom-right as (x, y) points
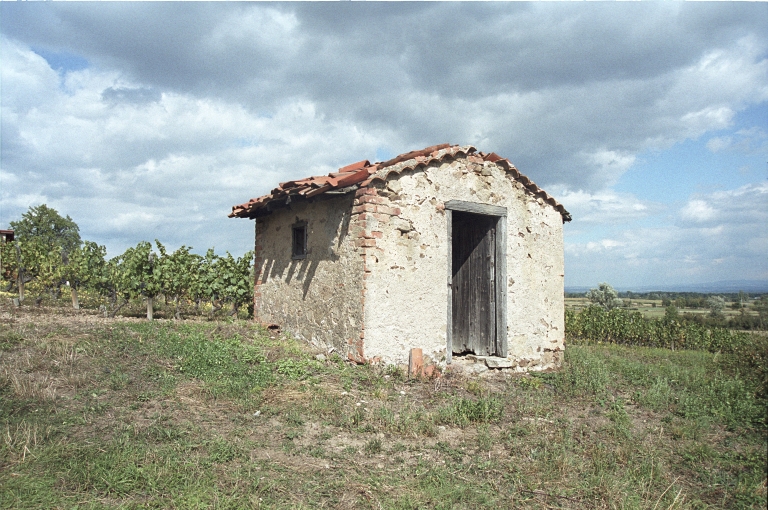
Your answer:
(253, 195), (364, 354)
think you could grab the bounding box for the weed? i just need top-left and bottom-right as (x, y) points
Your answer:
(438, 397), (503, 427)
(556, 346), (609, 397)
(284, 409), (305, 426)
(464, 379), (484, 396)
(276, 358), (312, 380)
(364, 437), (383, 455)
(0, 330), (24, 350)
(518, 376), (543, 390)
(207, 436), (239, 463)
(108, 371), (130, 391)
(477, 424), (493, 451)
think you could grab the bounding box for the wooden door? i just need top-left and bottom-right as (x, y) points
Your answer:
(451, 211), (496, 356)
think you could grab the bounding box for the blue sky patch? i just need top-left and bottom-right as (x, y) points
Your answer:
(32, 47), (89, 73)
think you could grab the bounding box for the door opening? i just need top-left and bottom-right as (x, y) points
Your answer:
(451, 210), (498, 356)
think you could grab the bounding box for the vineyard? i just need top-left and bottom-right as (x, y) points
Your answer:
(1, 236), (253, 320)
(566, 305), (768, 402)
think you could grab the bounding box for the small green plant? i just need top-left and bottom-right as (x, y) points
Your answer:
(385, 364), (405, 380)
(556, 347), (609, 397)
(0, 330), (25, 350)
(439, 397), (503, 427)
(276, 359), (312, 380)
(207, 437), (239, 463)
(285, 409), (305, 426)
(364, 438), (383, 455)
(518, 376), (543, 390)
(108, 371), (130, 391)
(477, 425), (493, 451)
(464, 379), (484, 396)
(606, 398), (631, 438)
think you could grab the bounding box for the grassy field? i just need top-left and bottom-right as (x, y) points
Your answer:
(1, 307), (765, 509)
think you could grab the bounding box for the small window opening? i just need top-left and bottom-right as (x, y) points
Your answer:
(292, 222), (307, 259)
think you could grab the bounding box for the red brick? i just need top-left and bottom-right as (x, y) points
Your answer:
(355, 239), (377, 248)
(347, 352), (366, 364)
(355, 187), (378, 198)
(408, 348), (423, 379)
(356, 195), (388, 205)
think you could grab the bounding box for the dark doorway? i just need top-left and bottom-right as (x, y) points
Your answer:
(451, 211), (498, 356)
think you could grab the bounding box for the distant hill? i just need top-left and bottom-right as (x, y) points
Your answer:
(566, 280), (768, 294)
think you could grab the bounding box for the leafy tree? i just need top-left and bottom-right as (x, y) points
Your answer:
(664, 304), (679, 322)
(585, 282), (623, 310)
(102, 256), (132, 318)
(192, 249), (220, 316)
(191, 249), (253, 317)
(707, 295), (725, 318)
(10, 204), (81, 257)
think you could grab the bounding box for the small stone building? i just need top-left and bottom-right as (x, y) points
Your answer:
(230, 144), (571, 370)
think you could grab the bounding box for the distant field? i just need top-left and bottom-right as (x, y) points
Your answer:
(565, 297), (761, 321)
(1, 306), (765, 508)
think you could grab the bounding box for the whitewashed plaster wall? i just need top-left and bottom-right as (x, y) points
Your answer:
(362, 157), (565, 369)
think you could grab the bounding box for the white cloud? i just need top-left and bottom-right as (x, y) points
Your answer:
(679, 183), (768, 226)
(1, 2), (767, 284)
(556, 189), (659, 224)
(681, 199), (717, 222)
(706, 136), (731, 152)
(566, 183), (768, 286)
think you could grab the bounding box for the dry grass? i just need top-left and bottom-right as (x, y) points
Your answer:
(0, 304), (765, 509)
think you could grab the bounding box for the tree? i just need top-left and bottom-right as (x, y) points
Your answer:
(664, 304), (679, 322)
(102, 256), (132, 318)
(10, 204), (81, 257)
(707, 295), (725, 318)
(190, 249), (253, 317)
(586, 282), (623, 310)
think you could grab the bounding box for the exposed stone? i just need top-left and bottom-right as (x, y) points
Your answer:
(484, 357), (513, 369)
(391, 217), (414, 233)
(465, 363), (489, 375)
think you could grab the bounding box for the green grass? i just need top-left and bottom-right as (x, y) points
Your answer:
(1, 310), (765, 509)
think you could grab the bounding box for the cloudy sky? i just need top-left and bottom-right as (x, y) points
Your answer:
(1, 2), (766, 290)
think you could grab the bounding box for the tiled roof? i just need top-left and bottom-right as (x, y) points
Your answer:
(229, 144), (571, 221)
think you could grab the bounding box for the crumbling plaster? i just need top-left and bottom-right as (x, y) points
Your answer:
(254, 195), (364, 353)
(361, 157), (565, 368)
(252, 154), (565, 371)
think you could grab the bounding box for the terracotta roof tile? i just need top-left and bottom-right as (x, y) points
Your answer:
(229, 144), (571, 222)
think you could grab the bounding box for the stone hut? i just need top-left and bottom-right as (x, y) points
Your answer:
(230, 144), (571, 371)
